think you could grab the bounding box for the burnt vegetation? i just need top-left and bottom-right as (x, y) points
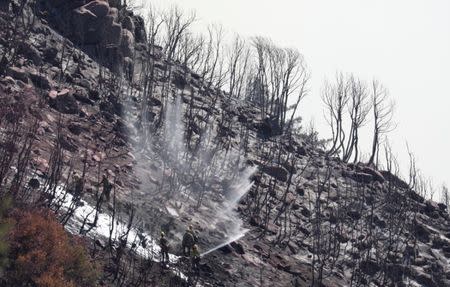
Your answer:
(0, 1), (449, 287)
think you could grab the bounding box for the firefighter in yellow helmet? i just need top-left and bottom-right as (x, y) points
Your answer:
(191, 244), (200, 272)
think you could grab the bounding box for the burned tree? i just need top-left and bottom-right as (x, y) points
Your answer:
(441, 184), (449, 210)
(368, 80), (395, 167)
(249, 37), (309, 135)
(323, 73), (370, 162)
(342, 76), (370, 163)
(322, 73), (350, 158)
(227, 35), (251, 99)
(161, 6), (196, 62)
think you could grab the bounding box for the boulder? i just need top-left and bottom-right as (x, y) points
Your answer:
(0, 76), (16, 86)
(49, 90), (79, 114)
(6, 66), (29, 83)
(122, 16), (135, 32)
(347, 210), (362, 220)
(380, 170), (409, 189)
(409, 190), (424, 203)
(88, 89), (100, 101)
(249, 216), (262, 227)
(59, 136), (78, 152)
(295, 186), (305, 196)
(48, 0), (85, 9)
(33, 157), (49, 173)
(300, 207), (311, 218)
(28, 178), (40, 189)
(29, 71), (51, 89)
(71, 8), (98, 44)
(18, 42), (42, 65)
(296, 145), (307, 156)
(43, 46), (59, 65)
(335, 232), (349, 243)
(362, 166), (385, 183)
(108, 7), (119, 22)
(148, 97), (162, 107)
(414, 222), (431, 243)
(343, 170), (374, 184)
(120, 29), (135, 58)
(353, 172), (373, 184)
(431, 236), (447, 249)
(230, 241), (245, 255)
(83, 0), (110, 18)
(219, 244), (233, 254)
(73, 90), (94, 105)
(385, 264), (404, 282)
(67, 123), (85, 135)
(260, 164), (289, 182)
(373, 215), (387, 228)
(360, 260), (380, 276)
(414, 271), (434, 287)
(48, 90), (58, 99)
(133, 15), (147, 43)
(287, 242), (299, 254)
(104, 22), (122, 46)
(437, 203), (447, 211)
(257, 119), (273, 138)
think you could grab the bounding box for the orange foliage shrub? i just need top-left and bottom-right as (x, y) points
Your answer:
(5, 209), (99, 287)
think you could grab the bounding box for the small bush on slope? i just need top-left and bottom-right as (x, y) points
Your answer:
(3, 208), (100, 287)
(0, 196), (13, 275)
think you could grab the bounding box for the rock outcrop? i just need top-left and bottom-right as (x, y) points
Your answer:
(38, 0), (146, 71)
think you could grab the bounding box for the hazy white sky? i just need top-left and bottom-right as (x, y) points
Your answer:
(137, 0), (450, 196)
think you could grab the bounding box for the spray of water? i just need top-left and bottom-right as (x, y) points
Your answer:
(126, 92), (256, 254)
(163, 95), (184, 162)
(200, 231), (248, 257)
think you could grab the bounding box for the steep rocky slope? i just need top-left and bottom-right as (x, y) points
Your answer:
(0, 1), (449, 287)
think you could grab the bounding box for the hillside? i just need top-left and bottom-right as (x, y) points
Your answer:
(0, 1), (449, 286)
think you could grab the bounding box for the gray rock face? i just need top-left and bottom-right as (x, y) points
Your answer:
(44, 0), (139, 70)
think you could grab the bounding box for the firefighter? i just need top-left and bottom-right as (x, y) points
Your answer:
(191, 244), (200, 272)
(291, 275), (301, 287)
(402, 242), (416, 266)
(100, 172), (113, 202)
(182, 225), (195, 256)
(71, 171), (83, 196)
(160, 232), (170, 265)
